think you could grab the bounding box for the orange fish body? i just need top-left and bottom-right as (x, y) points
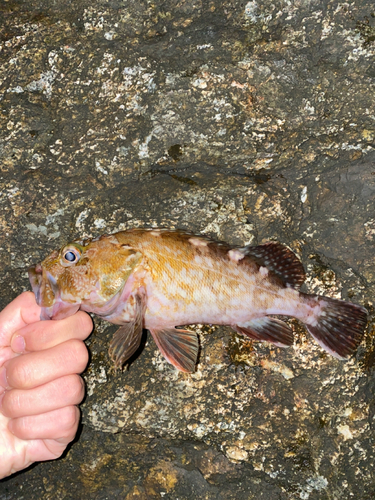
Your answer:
(29, 228), (368, 372)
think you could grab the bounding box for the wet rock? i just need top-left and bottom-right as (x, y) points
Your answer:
(1, 0), (375, 498)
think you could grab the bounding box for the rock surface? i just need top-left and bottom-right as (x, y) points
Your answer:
(1, 0), (375, 498)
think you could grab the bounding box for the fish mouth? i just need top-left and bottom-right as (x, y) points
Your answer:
(28, 263), (43, 306)
(28, 263), (80, 320)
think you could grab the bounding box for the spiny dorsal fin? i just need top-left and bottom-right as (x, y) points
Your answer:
(243, 242), (306, 289)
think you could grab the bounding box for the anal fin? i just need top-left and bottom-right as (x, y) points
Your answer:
(150, 328), (199, 373)
(235, 317), (294, 348)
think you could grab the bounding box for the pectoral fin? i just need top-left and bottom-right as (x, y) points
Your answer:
(150, 328), (199, 373)
(235, 317), (294, 348)
(108, 293), (145, 369)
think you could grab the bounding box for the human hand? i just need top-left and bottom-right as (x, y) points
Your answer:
(0, 291), (93, 479)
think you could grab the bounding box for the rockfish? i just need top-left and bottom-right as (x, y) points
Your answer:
(29, 228), (367, 372)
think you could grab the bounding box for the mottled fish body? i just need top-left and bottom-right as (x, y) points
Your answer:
(29, 228), (368, 372)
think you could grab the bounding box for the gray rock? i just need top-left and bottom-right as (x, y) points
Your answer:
(0, 0), (375, 498)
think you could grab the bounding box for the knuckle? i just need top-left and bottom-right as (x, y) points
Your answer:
(22, 323), (40, 349)
(75, 312), (93, 336)
(11, 359), (32, 388)
(1, 389), (22, 417)
(9, 415), (29, 439)
(68, 340), (89, 372)
(61, 405), (80, 434)
(67, 374), (85, 404)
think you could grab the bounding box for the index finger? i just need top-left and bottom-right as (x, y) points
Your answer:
(11, 311), (93, 353)
(0, 292), (41, 347)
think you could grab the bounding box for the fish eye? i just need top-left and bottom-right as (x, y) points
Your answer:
(61, 246), (81, 266)
(64, 251), (76, 262)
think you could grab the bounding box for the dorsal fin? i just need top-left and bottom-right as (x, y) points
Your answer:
(243, 242), (306, 289)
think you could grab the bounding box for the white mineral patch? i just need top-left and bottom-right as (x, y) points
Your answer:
(26, 223), (48, 236)
(104, 31), (115, 40)
(75, 209), (90, 231)
(95, 160), (108, 174)
(337, 424), (353, 441)
(138, 134), (152, 159)
(86, 365), (108, 397)
(192, 78), (207, 89)
(187, 423), (207, 438)
(244, 1), (259, 23)
(303, 100), (315, 115)
(197, 44), (213, 50)
(25, 70), (56, 99)
(6, 186), (19, 198)
(299, 475), (328, 499)
(364, 219), (375, 241)
(261, 359), (294, 379)
(226, 446), (249, 461)
(94, 218), (106, 229)
(8, 86), (24, 93)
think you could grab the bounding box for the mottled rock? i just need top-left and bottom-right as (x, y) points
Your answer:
(0, 0), (375, 498)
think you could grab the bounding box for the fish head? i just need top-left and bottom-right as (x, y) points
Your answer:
(29, 234), (143, 320)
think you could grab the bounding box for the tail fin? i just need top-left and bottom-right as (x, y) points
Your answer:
(303, 294), (367, 358)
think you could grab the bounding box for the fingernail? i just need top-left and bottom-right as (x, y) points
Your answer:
(11, 334), (26, 353)
(0, 367), (8, 390)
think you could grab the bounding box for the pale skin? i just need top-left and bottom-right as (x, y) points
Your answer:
(0, 292), (93, 479)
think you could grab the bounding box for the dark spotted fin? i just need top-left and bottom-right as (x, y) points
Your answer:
(108, 293), (145, 370)
(150, 328), (199, 373)
(235, 317), (294, 348)
(302, 294), (368, 358)
(244, 242), (305, 289)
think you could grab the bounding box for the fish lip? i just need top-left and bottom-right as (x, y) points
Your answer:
(28, 264), (58, 309)
(40, 306), (53, 320)
(28, 263), (43, 305)
(29, 263), (81, 320)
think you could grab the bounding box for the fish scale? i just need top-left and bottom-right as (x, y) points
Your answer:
(29, 228), (368, 373)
